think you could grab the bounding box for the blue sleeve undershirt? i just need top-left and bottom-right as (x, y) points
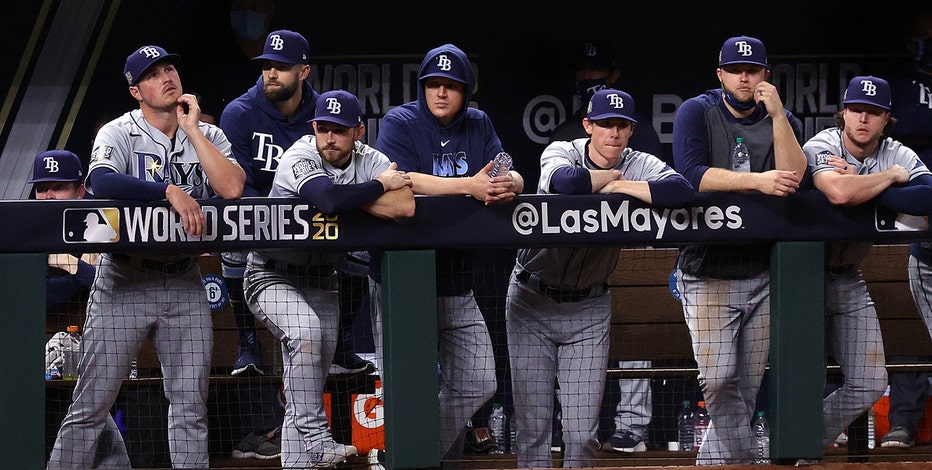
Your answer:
(89, 168), (169, 200)
(550, 167), (592, 194)
(648, 176), (695, 208)
(298, 176), (384, 214)
(876, 174), (932, 215)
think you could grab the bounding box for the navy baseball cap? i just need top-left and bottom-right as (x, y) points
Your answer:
(419, 50), (469, 83)
(575, 41), (616, 71)
(29, 150), (84, 183)
(252, 30), (309, 65)
(124, 45), (180, 86)
(312, 90), (363, 127)
(718, 35), (768, 68)
(587, 88), (638, 123)
(842, 75), (892, 111)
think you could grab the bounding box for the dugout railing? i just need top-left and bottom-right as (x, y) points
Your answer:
(3, 190), (931, 469)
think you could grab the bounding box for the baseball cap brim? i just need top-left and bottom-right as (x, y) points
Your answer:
(419, 71), (466, 83)
(251, 53), (302, 64)
(842, 98), (891, 111)
(719, 59), (769, 67)
(587, 113), (638, 124)
(28, 175), (81, 183)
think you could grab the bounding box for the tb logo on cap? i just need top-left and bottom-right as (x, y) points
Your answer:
(735, 41), (753, 57)
(436, 54), (452, 71)
(607, 93), (625, 108)
(140, 46), (162, 59)
(269, 34), (285, 51)
(860, 79), (878, 96)
(44, 157), (60, 173)
(326, 97), (342, 114)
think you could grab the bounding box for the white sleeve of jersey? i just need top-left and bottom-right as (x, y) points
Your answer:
(802, 128), (842, 176)
(270, 136), (328, 197)
(538, 139), (585, 194)
(201, 122), (236, 164)
(89, 120), (130, 176)
(354, 142), (392, 181)
(622, 149), (678, 182)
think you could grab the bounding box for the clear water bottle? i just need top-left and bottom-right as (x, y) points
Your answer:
(129, 357), (139, 379)
(867, 407), (876, 449)
(61, 325), (82, 380)
(488, 152), (512, 178)
(489, 403), (506, 454)
(732, 137), (750, 173)
(753, 411), (770, 464)
(693, 400), (710, 451)
(677, 400), (695, 452)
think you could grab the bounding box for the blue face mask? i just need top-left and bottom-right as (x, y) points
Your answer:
(575, 78), (608, 101)
(230, 9), (267, 42)
(723, 90), (757, 111)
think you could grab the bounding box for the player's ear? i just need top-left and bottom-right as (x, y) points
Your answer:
(298, 64), (310, 81)
(354, 124), (365, 141)
(128, 85), (142, 102)
(582, 118), (593, 136)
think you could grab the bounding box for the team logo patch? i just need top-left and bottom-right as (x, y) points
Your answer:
(91, 145), (114, 162)
(292, 159), (318, 179)
(63, 208), (120, 243)
(202, 273), (229, 311)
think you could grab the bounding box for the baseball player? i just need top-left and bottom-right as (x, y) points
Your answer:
(47, 45), (245, 470)
(507, 89), (693, 468)
(803, 75), (932, 452)
(882, 9), (932, 448)
(243, 89), (413, 469)
(30, 149), (130, 468)
(373, 43), (524, 461)
(28, 150), (99, 312)
(220, 29), (319, 377)
(672, 36), (807, 465)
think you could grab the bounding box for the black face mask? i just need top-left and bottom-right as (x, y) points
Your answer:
(575, 78), (608, 101)
(723, 90), (757, 111)
(917, 37), (932, 73)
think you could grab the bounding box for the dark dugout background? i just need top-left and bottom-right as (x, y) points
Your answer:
(1, 0), (927, 188)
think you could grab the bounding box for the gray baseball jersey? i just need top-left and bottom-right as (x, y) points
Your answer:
(256, 136), (390, 267)
(245, 136), (389, 465)
(805, 127), (932, 266)
(88, 109), (235, 198)
(48, 109), (234, 469)
(803, 126), (905, 448)
(804, 127), (930, 180)
(517, 138), (680, 288)
(509, 138), (679, 467)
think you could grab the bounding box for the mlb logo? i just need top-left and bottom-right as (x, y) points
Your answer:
(63, 208), (120, 243)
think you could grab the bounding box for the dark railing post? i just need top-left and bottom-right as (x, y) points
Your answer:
(769, 241), (825, 463)
(381, 250), (439, 469)
(0, 253), (46, 469)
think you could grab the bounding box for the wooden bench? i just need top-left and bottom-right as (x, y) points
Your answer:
(606, 244), (932, 374)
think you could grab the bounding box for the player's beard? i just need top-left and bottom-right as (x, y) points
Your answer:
(264, 79), (299, 103)
(722, 85), (756, 111)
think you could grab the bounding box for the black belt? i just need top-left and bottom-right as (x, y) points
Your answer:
(263, 260), (333, 278)
(112, 253), (195, 276)
(515, 270), (600, 303)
